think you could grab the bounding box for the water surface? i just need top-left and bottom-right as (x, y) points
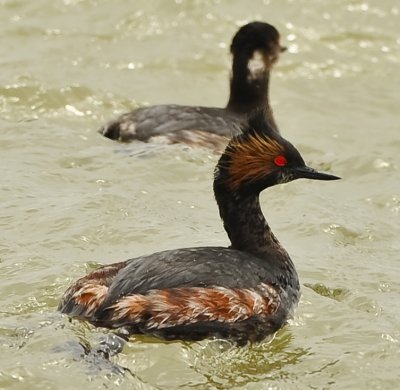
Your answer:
(1, 0), (399, 389)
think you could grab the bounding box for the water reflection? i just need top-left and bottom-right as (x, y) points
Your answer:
(185, 331), (309, 388)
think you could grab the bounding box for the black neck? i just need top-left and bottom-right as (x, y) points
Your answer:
(226, 56), (277, 131)
(214, 184), (282, 258)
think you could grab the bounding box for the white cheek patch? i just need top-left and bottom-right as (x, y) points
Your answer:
(247, 50), (266, 81)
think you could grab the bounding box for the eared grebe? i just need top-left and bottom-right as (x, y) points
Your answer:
(59, 111), (340, 346)
(99, 22), (286, 149)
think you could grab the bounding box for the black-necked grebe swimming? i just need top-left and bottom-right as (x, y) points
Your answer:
(59, 111), (340, 346)
(99, 22), (286, 149)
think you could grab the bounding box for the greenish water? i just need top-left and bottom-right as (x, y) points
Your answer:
(1, 0), (399, 389)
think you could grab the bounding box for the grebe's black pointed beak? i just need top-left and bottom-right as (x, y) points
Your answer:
(294, 166), (341, 181)
(280, 46), (287, 53)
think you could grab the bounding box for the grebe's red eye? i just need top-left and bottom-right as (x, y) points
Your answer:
(274, 155), (287, 167)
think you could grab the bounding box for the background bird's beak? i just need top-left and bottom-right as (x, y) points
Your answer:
(280, 46), (288, 53)
(294, 166), (341, 181)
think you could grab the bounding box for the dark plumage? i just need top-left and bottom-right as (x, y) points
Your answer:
(59, 111), (340, 346)
(99, 22), (286, 149)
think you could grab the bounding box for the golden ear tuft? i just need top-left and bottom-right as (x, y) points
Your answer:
(222, 133), (285, 191)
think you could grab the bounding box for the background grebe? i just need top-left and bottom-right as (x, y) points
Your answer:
(99, 22), (285, 149)
(59, 111), (339, 346)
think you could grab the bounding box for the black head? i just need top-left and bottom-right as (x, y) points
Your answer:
(230, 21), (285, 67)
(215, 110), (340, 194)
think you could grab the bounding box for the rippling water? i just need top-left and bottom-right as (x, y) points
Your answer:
(1, 0), (399, 389)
